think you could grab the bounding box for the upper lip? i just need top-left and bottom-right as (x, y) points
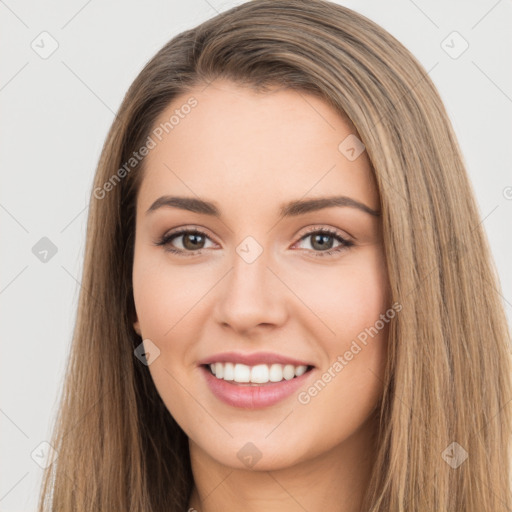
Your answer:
(198, 351), (314, 367)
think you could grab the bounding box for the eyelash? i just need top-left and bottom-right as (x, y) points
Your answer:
(154, 226), (354, 258)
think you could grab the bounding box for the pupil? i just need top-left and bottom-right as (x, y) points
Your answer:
(312, 234), (333, 250)
(184, 233), (204, 250)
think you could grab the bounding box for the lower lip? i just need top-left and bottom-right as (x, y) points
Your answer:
(201, 365), (313, 409)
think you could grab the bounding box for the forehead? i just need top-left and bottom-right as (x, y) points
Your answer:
(137, 79), (379, 212)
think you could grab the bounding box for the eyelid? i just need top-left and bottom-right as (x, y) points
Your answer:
(161, 224), (219, 243)
(155, 224), (355, 257)
(294, 224), (354, 243)
(159, 224), (352, 245)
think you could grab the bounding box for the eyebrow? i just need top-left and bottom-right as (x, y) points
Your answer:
(146, 195), (381, 218)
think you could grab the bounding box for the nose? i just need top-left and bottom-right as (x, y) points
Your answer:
(213, 244), (288, 336)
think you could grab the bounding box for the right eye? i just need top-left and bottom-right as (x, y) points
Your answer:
(155, 228), (216, 256)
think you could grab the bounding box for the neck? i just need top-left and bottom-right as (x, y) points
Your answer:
(187, 414), (378, 512)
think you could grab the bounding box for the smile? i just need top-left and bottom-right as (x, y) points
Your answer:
(207, 362), (310, 384)
(200, 361), (315, 409)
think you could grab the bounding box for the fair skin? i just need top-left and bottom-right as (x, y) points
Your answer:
(132, 79), (390, 512)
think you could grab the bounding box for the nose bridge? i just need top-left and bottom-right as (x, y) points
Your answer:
(230, 237), (273, 306)
(233, 238), (269, 289)
(214, 235), (286, 332)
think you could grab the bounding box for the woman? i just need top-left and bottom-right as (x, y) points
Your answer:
(38, 0), (512, 510)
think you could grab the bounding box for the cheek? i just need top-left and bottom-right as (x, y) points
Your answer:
(329, 252), (390, 390)
(132, 256), (203, 434)
(132, 251), (206, 338)
(132, 257), (189, 408)
(334, 268), (389, 342)
(292, 249), (390, 414)
(293, 263), (390, 457)
(292, 249), (390, 344)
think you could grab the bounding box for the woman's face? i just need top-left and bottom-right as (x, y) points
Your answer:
(132, 79), (390, 471)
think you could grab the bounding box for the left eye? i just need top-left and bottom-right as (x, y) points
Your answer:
(294, 229), (353, 255)
(155, 227), (354, 258)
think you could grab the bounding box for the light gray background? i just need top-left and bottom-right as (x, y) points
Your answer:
(1, 0), (511, 510)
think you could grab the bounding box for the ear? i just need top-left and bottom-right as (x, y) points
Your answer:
(133, 318), (141, 336)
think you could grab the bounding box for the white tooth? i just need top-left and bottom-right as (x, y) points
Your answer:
(269, 364), (284, 382)
(212, 362), (307, 383)
(283, 364), (295, 380)
(251, 364), (269, 383)
(234, 363), (251, 383)
(223, 362), (234, 381)
(295, 365), (307, 377)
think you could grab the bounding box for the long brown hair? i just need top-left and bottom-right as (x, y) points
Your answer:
(38, 1), (512, 510)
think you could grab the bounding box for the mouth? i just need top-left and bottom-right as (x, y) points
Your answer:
(200, 361), (316, 409)
(202, 362), (314, 386)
